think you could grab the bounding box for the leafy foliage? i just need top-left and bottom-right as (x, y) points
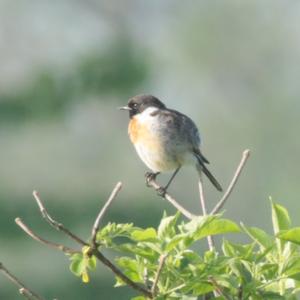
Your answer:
(69, 202), (300, 299)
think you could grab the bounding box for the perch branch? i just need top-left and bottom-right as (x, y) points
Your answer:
(15, 218), (77, 254)
(91, 182), (122, 246)
(147, 179), (196, 220)
(0, 262), (45, 300)
(33, 190), (87, 247)
(151, 254), (167, 296)
(210, 149), (250, 215)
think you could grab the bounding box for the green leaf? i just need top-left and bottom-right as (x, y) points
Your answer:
(131, 297), (146, 300)
(278, 228), (300, 245)
(96, 222), (134, 243)
(165, 233), (188, 252)
(271, 199), (291, 255)
(282, 255), (300, 277)
(69, 254), (85, 277)
(131, 228), (157, 241)
(227, 259), (252, 284)
(241, 223), (274, 249)
(70, 253), (83, 262)
(222, 239), (255, 260)
(258, 291), (285, 299)
(157, 212), (180, 239)
(193, 218), (240, 240)
(142, 241), (162, 254)
(271, 200), (291, 234)
(114, 276), (126, 287)
(116, 257), (143, 283)
(183, 215), (216, 234)
(116, 257), (138, 271)
(117, 243), (159, 260)
(87, 255), (97, 270)
(69, 252), (96, 282)
(191, 282), (214, 295)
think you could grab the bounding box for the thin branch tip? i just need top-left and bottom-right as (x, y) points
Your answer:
(91, 181), (123, 245)
(32, 190), (44, 211)
(210, 148), (251, 215)
(243, 149), (250, 156)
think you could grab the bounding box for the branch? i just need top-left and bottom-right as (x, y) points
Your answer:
(151, 254), (167, 296)
(198, 174), (214, 251)
(147, 179), (196, 220)
(33, 190), (87, 247)
(91, 182), (122, 246)
(91, 249), (153, 298)
(18, 185), (153, 299)
(210, 149), (250, 215)
(0, 262), (46, 300)
(15, 218), (78, 254)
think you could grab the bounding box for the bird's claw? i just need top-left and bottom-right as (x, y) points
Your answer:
(157, 187), (166, 197)
(145, 172), (158, 186)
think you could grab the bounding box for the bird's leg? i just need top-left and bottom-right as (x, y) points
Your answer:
(157, 166), (181, 197)
(145, 171), (160, 186)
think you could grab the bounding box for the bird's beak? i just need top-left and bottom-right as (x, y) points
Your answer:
(118, 106), (132, 111)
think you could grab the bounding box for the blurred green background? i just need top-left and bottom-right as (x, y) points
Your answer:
(1, 1), (300, 299)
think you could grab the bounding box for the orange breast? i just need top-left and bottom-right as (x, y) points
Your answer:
(128, 117), (146, 144)
(128, 117), (180, 171)
(128, 118), (138, 143)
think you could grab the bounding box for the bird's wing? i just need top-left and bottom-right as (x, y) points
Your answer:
(158, 109), (201, 145)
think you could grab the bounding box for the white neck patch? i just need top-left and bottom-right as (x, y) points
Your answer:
(136, 106), (159, 123)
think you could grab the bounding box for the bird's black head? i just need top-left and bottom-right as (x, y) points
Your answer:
(119, 94), (166, 118)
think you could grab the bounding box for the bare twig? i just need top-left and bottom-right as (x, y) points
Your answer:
(210, 149), (250, 215)
(91, 249), (152, 298)
(91, 182), (122, 246)
(198, 174), (214, 250)
(147, 179), (196, 220)
(15, 218), (78, 254)
(0, 262), (45, 300)
(33, 190), (87, 247)
(151, 254), (167, 296)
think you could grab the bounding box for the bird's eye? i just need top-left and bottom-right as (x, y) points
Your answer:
(133, 103), (138, 109)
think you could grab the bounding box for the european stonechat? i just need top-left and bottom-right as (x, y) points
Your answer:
(120, 94), (222, 194)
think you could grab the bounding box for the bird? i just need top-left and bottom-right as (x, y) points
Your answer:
(119, 94), (222, 195)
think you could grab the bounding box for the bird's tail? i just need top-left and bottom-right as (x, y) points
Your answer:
(195, 154), (223, 192)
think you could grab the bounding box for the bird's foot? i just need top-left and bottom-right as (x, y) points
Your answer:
(156, 187), (166, 197)
(145, 172), (159, 186)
